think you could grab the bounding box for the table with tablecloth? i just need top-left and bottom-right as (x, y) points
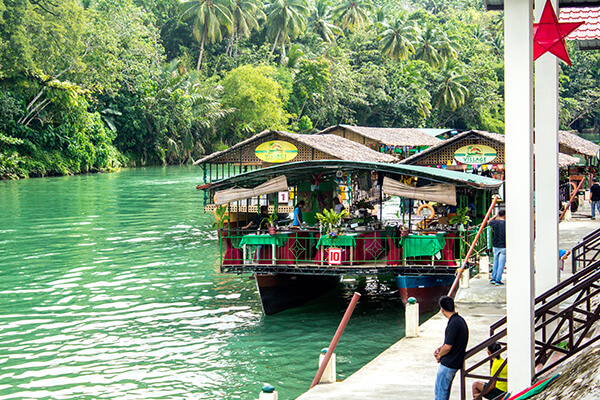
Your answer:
(315, 233), (359, 265)
(400, 233), (447, 258)
(240, 233), (291, 264)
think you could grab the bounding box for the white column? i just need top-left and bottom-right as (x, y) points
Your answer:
(534, 0), (560, 295)
(505, 0), (536, 392)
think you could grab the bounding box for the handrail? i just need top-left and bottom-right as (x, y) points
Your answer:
(309, 292), (361, 389)
(559, 178), (585, 221)
(571, 226), (600, 273)
(448, 196), (498, 298)
(460, 255), (600, 399)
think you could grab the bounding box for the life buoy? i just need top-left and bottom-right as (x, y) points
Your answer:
(569, 181), (577, 194)
(416, 203), (435, 219)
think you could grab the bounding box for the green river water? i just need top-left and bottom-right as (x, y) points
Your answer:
(0, 166), (410, 400)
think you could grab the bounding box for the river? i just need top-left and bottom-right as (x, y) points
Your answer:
(0, 166), (411, 399)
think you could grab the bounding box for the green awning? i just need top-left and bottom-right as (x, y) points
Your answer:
(203, 160), (502, 194)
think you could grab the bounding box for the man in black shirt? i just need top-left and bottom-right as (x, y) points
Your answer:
(488, 210), (506, 285)
(434, 296), (469, 400)
(242, 206), (269, 230)
(590, 178), (600, 220)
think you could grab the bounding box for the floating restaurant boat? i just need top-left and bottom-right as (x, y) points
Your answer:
(196, 130), (503, 314)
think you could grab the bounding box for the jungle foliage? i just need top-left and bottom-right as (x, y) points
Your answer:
(1, 0), (599, 179)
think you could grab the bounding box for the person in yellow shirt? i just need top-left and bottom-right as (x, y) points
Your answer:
(472, 342), (507, 399)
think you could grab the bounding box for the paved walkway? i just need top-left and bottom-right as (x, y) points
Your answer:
(296, 216), (598, 400)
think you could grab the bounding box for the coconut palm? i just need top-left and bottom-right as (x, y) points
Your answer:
(180, 0), (233, 71)
(310, 0), (341, 44)
(333, 0), (373, 32)
(435, 59), (469, 124)
(414, 24), (444, 68)
(227, 0), (266, 56)
(265, 0), (309, 60)
(378, 14), (416, 61)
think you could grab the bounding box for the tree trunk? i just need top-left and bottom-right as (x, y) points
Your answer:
(324, 33), (342, 56)
(271, 28), (281, 54)
(196, 36), (205, 72)
(280, 42), (286, 64)
(226, 35), (234, 57)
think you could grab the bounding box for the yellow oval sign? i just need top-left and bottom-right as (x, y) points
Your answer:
(454, 144), (497, 165)
(255, 141), (298, 163)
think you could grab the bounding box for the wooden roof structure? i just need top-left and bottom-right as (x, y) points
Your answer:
(193, 130), (397, 165)
(316, 125), (443, 147)
(400, 130), (580, 168)
(559, 130), (600, 157)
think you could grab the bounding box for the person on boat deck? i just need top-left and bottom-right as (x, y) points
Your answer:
(292, 200), (305, 226)
(471, 342), (507, 400)
(242, 205), (269, 230)
(333, 197), (345, 214)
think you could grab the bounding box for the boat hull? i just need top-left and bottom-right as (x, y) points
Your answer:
(395, 275), (455, 312)
(255, 274), (340, 315)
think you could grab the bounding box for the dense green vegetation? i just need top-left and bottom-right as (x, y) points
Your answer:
(1, 0), (599, 179)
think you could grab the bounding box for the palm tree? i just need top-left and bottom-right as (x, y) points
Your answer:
(378, 14), (416, 61)
(180, 0), (233, 71)
(265, 0), (309, 60)
(227, 0), (266, 56)
(333, 0), (373, 32)
(435, 59), (469, 125)
(310, 0), (341, 44)
(414, 24), (443, 68)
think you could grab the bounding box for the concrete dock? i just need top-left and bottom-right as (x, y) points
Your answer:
(297, 216), (598, 400)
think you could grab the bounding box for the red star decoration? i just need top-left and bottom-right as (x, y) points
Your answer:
(533, 0), (584, 66)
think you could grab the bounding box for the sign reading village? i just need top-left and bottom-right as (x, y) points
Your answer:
(255, 141), (298, 163)
(453, 144), (497, 165)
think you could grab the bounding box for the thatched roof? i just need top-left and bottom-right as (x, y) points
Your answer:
(400, 130), (580, 168)
(559, 130), (600, 157)
(317, 124), (443, 147)
(193, 130), (396, 165)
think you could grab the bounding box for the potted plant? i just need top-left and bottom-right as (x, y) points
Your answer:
(212, 206), (230, 238)
(316, 208), (349, 237)
(449, 207), (471, 231)
(265, 213), (278, 235)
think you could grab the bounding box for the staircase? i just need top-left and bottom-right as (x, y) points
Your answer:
(460, 227), (600, 400)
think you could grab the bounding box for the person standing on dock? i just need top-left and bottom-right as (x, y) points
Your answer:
(434, 296), (469, 400)
(590, 178), (600, 220)
(488, 210), (506, 285)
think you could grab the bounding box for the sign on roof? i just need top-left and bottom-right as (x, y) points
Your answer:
(255, 141), (298, 163)
(454, 144), (497, 165)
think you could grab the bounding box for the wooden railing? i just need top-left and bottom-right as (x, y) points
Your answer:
(460, 257), (600, 400)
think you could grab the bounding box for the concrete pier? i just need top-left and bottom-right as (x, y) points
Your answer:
(296, 217), (598, 400)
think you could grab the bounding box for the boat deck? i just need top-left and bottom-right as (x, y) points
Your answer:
(221, 263), (462, 276)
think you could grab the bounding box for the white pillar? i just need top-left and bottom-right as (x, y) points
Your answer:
(405, 298), (419, 338)
(534, 0), (560, 295)
(505, 0), (536, 392)
(318, 349), (336, 384)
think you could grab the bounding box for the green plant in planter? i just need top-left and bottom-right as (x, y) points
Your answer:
(212, 206), (230, 231)
(449, 207), (471, 226)
(315, 208), (349, 235)
(264, 213), (278, 228)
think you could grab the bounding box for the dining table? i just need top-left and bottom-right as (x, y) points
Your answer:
(239, 233), (291, 265)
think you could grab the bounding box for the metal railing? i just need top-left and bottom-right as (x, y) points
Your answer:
(572, 227), (600, 273)
(460, 258), (600, 400)
(218, 226), (489, 275)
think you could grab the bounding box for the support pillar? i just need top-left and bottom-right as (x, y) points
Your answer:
(505, 0), (536, 392)
(534, 0), (560, 295)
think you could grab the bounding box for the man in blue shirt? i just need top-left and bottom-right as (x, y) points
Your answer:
(293, 200), (305, 226)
